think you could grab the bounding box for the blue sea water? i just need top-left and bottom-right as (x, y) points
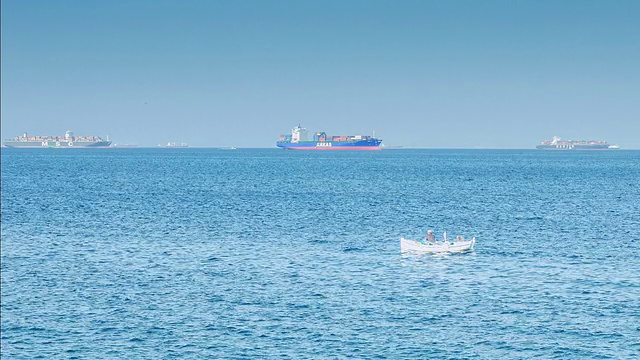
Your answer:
(2, 148), (639, 359)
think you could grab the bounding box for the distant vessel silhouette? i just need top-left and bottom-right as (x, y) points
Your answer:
(536, 136), (619, 150)
(277, 125), (382, 150)
(158, 142), (189, 148)
(4, 131), (111, 148)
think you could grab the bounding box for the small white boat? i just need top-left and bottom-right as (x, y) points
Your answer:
(400, 237), (476, 253)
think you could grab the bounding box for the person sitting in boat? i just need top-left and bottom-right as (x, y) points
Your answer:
(425, 230), (435, 243)
(456, 235), (464, 242)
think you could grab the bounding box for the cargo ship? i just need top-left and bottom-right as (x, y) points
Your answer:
(536, 136), (619, 150)
(3, 131), (112, 148)
(277, 125), (382, 150)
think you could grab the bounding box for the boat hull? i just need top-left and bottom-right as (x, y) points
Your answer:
(536, 144), (611, 150)
(400, 237), (475, 253)
(4, 140), (112, 148)
(277, 139), (382, 150)
(278, 145), (382, 151)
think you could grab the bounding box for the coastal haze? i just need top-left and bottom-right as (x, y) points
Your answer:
(2, 1), (640, 148)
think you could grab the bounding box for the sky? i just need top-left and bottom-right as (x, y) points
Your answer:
(2, 0), (639, 148)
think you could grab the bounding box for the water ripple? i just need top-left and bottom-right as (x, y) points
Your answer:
(2, 149), (639, 358)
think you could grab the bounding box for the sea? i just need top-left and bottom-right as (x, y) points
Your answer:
(2, 148), (639, 359)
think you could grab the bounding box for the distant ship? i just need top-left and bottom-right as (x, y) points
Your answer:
(536, 136), (620, 150)
(277, 125), (382, 150)
(381, 144), (403, 149)
(3, 131), (111, 148)
(157, 142), (188, 148)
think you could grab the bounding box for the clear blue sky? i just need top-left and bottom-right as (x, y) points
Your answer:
(2, 0), (639, 148)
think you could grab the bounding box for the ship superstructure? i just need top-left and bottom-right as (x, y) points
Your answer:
(3, 131), (112, 148)
(536, 136), (619, 150)
(276, 125), (382, 150)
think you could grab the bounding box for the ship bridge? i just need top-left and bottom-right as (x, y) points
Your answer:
(291, 125), (308, 143)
